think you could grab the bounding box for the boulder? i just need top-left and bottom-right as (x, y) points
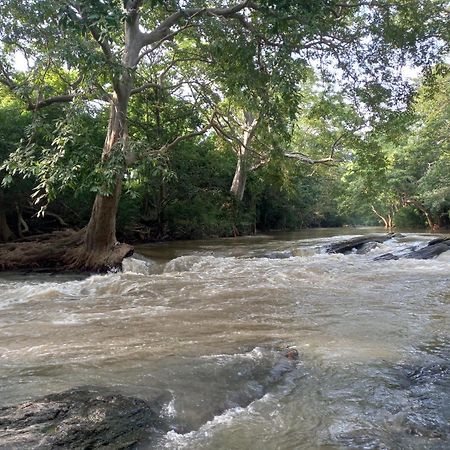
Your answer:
(0, 387), (165, 449)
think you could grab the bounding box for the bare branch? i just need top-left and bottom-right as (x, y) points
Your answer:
(158, 111), (217, 153)
(283, 152), (340, 165)
(0, 63), (17, 91)
(130, 80), (185, 96)
(140, 1), (251, 48)
(137, 22), (195, 64)
(28, 94), (76, 111)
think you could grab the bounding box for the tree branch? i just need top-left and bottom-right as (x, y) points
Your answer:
(283, 152), (340, 165)
(130, 80), (185, 96)
(27, 94), (76, 111)
(158, 111), (217, 153)
(139, 1), (252, 48)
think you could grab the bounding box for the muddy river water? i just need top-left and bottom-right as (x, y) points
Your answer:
(0, 228), (449, 449)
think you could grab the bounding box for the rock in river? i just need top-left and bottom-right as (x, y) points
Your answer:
(374, 236), (450, 261)
(325, 234), (396, 254)
(0, 387), (165, 449)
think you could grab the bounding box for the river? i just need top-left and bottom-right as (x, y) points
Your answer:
(1, 228), (449, 449)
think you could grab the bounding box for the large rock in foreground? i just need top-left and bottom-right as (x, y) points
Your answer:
(0, 388), (164, 449)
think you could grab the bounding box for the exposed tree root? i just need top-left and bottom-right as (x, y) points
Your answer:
(0, 229), (133, 272)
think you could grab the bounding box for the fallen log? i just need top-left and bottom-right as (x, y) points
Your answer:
(0, 229), (133, 272)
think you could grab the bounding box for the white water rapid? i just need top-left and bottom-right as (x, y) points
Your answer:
(0, 229), (449, 449)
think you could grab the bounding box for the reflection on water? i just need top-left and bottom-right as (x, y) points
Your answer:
(0, 228), (449, 449)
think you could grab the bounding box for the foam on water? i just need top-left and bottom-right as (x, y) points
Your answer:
(0, 231), (449, 449)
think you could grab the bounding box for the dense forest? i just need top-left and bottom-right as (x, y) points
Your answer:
(0, 0), (448, 271)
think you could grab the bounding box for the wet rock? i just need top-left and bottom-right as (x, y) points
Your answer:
(268, 348), (299, 383)
(263, 250), (294, 259)
(326, 234), (395, 255)
(374, 237), (450, 261)
(355, 241), (380, 254)
(0, 387), (165, 449)
(373, 252), (400, 261)
(404, 241), (450, 259)
(169, 347), (301, 434)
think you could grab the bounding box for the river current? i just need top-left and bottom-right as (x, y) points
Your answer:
(0, 228), (449, 449)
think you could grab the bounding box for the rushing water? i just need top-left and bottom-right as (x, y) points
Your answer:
(1, 228), (449, 449)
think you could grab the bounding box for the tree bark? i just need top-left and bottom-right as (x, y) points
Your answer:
(0, 191), (14, 242)
(75, 5), (142, 270)
(84, 94), (128, 253)
(0, 212), (14, 242)
(403, 198), (434, 229)
(371, 205), (390, 228)
(230, 111), (258, 201)
(230, 153), (248, 201)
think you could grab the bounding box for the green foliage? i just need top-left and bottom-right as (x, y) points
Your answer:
(340, 66), (450, 228)
(1, 0), (449, 241)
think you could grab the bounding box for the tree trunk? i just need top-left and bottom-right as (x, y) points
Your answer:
(371, 205), (389, 228)
(84, 94), (127, 252)
(403, 198), (434, 229)
(230, 153), (248, 201)
(230, 112), (258, 201)
(0, 191), (14, 242)
(74, 14), (141, 270)
(0, 211), (14, 242)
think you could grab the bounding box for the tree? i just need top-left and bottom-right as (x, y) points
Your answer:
(0, 0), (448, 270)
(340, 65), (450, 229)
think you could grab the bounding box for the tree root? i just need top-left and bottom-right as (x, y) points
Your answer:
(0, 229), (134, 273)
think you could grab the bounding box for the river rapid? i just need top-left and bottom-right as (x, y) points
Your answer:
(0, 228), (449, 449)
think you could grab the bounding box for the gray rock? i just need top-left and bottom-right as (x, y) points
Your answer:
(263, 250), (294, 259)
(267, 348), (299, 383)
(326, 234), (395, 255)
(374, 252), (400, 261)
(0, 387), (165, 449)
(356, 241), (379, 254)
(375, 238), (450, 261)
(404, 241), (450, 259)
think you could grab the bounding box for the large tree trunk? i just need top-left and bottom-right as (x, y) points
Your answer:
(69, 90), (133, 270)
(72, 13), (142, 271)
(230, 153), (248, 202)
(84, 95), (127, 251)
(230, 112), (258, 201)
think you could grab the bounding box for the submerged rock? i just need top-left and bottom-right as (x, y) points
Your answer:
(0, 387), (165, 449)
(268, 348), (299, 383)
(263, 250), (294, 259)
(373, 252), (400, 261)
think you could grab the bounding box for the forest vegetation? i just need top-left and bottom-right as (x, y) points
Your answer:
(0, 0), (448, 271)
